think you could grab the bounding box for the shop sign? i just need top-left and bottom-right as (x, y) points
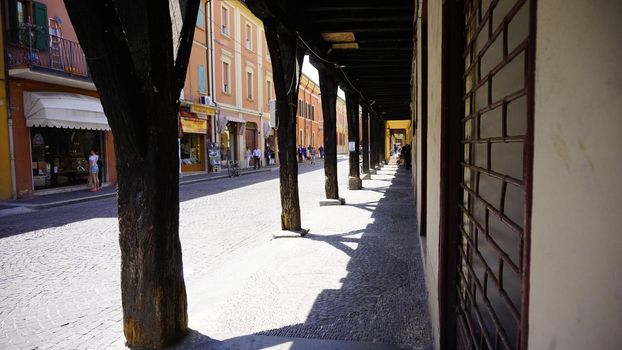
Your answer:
(190, 104), (215, 116)
(180, 117), (207, 134)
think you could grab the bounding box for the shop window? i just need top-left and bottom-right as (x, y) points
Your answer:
(30, 127), (102, 189)
(180, 134), (202, 165)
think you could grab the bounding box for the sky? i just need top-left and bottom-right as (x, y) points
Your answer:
(302, 55), (346, 99)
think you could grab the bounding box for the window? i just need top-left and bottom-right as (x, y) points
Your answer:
(311, 105), (315, 120)
(198, 65), (207, 93)
(246, 71), (253, 100)
(299, 130), (303, 144)
(298, 100), (303, 116)
(245, 23), (252, 50)
(266, 80), (272, 101)
(196, 2), (205, 28)
(221, 6), (229, 35)
(222, 61), (230, 93)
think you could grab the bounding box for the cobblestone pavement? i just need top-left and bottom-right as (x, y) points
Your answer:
(0, 159), (432, 349)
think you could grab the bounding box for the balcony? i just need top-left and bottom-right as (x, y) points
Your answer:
(8, 28), (94, 91)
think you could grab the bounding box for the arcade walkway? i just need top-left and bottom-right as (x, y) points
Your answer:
(167, 159), (432, 350)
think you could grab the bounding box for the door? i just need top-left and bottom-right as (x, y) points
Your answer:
(456, 0), (533, 349)
(245, 123), (257, 165)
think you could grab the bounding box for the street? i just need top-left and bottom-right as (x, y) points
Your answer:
(0, 160), (431, 350)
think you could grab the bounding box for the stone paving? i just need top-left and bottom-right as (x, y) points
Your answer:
(0, 159), (431, 349)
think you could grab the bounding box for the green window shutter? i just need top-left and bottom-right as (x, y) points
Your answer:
(33, 2), (48, 51)
(8, 0), (18, 43)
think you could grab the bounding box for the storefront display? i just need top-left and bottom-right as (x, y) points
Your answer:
(179, 105), (210, 173)
(30, 127), (102, 190)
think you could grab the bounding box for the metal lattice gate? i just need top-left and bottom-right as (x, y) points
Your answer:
(458, 0), (533, 348)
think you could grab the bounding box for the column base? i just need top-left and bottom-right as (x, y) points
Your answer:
(319, 197), (346, 206)
(272, 228), (310, 238)
(361, 173), (371, 180)
(348, 177), (362, 190)
(369, 169), (377, 175)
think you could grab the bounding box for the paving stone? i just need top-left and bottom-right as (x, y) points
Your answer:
(0, 160), (432, 349)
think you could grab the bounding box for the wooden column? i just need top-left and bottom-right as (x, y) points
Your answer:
(369, 114), (378, 174)
(64, 1), (201, 347)
(361, 105), (370, 175)
(317, 66), (341, 201)
(263, 18), (305, 232)
(345, 90), (361, 190)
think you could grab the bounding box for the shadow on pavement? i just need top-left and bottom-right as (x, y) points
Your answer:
(0, 160), (343, 240)
(167, 166), (432, 350)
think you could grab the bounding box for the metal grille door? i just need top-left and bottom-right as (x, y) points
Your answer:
(458, 0), (532, 348)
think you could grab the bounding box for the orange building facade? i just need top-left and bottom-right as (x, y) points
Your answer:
(296, 74), (323, 152)
(336, 96), (348, 154)
(178, 1), (217, 174)
(4, 0), (117, 198)
(210, 0), (275, 169)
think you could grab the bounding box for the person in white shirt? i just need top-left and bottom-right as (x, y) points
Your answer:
(252, 146), (261, 169)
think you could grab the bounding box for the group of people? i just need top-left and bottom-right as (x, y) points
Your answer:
(245, 146), (276, 170)
(297, 145), (324, 164)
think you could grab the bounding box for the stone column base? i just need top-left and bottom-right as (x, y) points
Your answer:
(361, 173), (371, 180)
(369, 169), (377, 175)
(319, 197), (346, 206)
(348, 177), (362, 190)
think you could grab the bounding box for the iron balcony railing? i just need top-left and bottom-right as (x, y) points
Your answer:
(8, 26), (90, 80)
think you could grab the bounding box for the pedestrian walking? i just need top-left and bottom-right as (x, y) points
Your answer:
(88, 149), (100, 192)
(298, 145), (304, 163)
(245, 148), (252, 168)
(253, 146), (261, 169)
(264, 146), (271, 166)
(310, 146), (316, 164)
(302, 145), (307, 161)
(318, 145), (324, 159)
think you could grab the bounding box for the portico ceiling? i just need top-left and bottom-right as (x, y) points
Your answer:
(246, 0), (415, 120)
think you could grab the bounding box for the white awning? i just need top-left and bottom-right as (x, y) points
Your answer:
(24, 92), (110, 131)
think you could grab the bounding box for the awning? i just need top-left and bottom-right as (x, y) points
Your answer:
(262, 120), (272, 136)
(216, 114), (247, 133)
(24, 92), (110, 130)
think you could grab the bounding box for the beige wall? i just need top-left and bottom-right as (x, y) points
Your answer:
(422, 0), (443, 348)
(529, 1), (622, 349)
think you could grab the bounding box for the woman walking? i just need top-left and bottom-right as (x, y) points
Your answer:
(88, 149), (100, 192)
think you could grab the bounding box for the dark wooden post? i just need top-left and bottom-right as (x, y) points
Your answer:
(369, 114), (378, 174)
(63, 1), (200, 347)
(317, 66), (341, 202)
(345, 90), (362, 190)
(263, 18), (305, 232)
(378, 118), (386, 165)
(361, 105), (370, 175)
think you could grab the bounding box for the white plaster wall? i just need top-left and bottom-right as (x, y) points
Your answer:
(415, 0), (424, 237)
(423, 0), (443, 348)
(529, 1), (622, 349)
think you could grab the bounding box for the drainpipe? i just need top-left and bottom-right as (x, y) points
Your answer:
(2, 1), (16, 199)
